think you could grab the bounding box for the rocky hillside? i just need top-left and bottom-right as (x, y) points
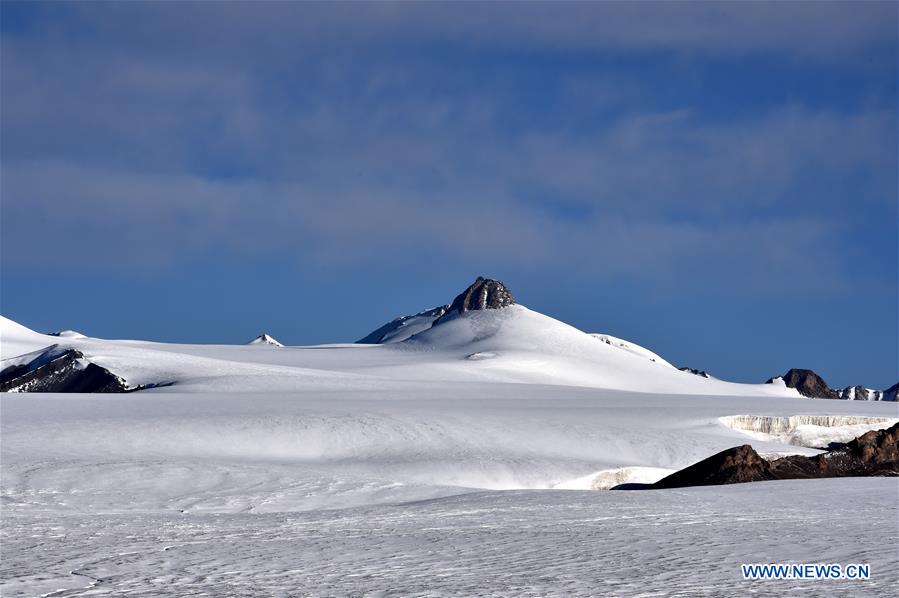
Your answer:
(624, 422), (899, 490)
(0, 344), (164, 393)
(766, 368), (896, 401)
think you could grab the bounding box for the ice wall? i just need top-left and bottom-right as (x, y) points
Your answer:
(719, 414), (898, 449)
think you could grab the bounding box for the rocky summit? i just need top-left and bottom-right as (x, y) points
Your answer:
(441, 277), (515, 316)
(767, 368), (839, 399)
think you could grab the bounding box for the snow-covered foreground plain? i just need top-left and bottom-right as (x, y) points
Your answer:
(3, 479), (896, 597)
(2, 310), (898, 596)
(3, 389), (898, 596)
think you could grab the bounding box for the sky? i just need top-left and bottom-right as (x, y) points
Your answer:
(1, 1), (896, 389)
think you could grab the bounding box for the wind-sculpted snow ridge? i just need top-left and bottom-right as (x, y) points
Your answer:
(719, 414), (899, 449)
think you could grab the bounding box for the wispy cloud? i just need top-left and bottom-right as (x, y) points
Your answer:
(22, 1), (895, 62)
(1, 1), (895, 298)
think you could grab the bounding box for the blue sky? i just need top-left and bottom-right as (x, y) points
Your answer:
(1, 1), (896, 388)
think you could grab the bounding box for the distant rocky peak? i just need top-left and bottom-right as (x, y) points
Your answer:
(767, 368), (838, 399)
(444, 276), (516, 315)
(766, 368), (897, 401)
(248, 333), (283, 347)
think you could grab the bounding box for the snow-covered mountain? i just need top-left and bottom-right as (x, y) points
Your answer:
(589, 334), (675, 368)
(0, 277), (893, 399)
(3, 279), (898, 597)
(837, 384), (895, 401)
(247, 333), (284, 347)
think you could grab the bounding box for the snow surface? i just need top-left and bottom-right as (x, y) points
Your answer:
(552, 466), (675, 490)
(589, 333), (675, 368)
(0, 310), (805, 395)
(2, 313), (897, 595)
(48, 329), (87, 339)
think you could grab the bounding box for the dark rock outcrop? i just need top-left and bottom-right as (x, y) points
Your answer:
(434, 277), (515, 326)
(446, 276), (515, 313)
(679, 367), (711, 379)
(0, 345), (165, 393)
(836, 385), (883, 401)
(765, 368), (896, 401)
(769, 423), (899, 479)
(622, 423), (899, 490)
(650, 445), (777, 489)
(766, 368), (839, 399)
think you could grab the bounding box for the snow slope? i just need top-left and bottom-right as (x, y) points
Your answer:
(3, 387), (897, 596)
(357, 305), (448, 344)
(589, 333), (675, 368)
(1, 310), (799, 395)
(3, 312), (897, 595)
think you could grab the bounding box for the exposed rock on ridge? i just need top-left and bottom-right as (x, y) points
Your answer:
(435, 277), (515, 325)
(837, 385), (884, 401)
(883, 382), (899, 402)
(618, 422), (899, 490)
(767, 368), (838, 399)
(446, 276), (515, 313)
(679, 367), (711, 379)
(0, 345), (165, 393)
(650, 444), (776, 488)
(765, 368), (896, 401)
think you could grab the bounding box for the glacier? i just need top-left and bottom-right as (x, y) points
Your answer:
(1, 311), (897, 596)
